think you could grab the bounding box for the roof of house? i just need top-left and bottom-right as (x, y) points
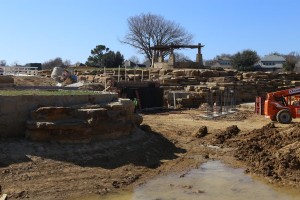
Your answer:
(217, 56), (231, 61)
(260, 54), (285, 62)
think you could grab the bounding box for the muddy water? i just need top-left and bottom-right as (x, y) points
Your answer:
(81, 161), (300, 200)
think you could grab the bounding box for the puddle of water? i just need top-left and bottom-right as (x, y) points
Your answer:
(79, 161), (300, 200)
(78, 192), (133, 200)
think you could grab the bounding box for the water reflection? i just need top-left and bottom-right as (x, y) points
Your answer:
(79, 161), (300, 200)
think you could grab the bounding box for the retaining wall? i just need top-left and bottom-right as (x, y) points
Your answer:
(0, 93), (118, 137)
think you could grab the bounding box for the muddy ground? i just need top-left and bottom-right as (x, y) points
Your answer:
(1, 76), (299, 199)
(1, 104), (300, 200)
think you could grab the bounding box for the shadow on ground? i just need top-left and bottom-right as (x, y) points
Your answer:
(0, 128), (186, 169)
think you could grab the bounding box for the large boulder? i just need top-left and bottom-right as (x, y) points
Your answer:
(50, 67), (64, 81)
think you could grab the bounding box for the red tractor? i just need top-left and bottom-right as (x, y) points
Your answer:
(264, 87), (300, 124)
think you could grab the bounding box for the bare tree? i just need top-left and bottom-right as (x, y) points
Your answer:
(214, 53), (232, 60)
(42, 57), (65, 70)
(288, 51), (300, 61)
(174, 52), (192, 62)
(0, 60), (6, 66)
(283, 52), (300, 71)
(11, 61), (19, 66)
(122, 13), (193, 62)
(63, 59), (72, 66)
(128, 56), (140, 64)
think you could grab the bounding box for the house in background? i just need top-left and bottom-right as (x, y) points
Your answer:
(205, 53), (289, 71)
(209, 56), (233, 69)
(257, 54), (286, 71)
(124, 60), (146, 68)
(25, 63), (42, 70)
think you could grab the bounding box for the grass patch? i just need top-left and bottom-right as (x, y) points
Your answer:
(0, 89), (100, 96)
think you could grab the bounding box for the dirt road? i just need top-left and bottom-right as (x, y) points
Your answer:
(0, 104), (299, 199)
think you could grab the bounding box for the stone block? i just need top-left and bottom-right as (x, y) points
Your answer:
(185, 85), (195, 92)
(200, 70), (214, 77)
(77, 108), (108, 120)
(185, 69), (199, 76)
(31, 107), (75, 121)
(291, 81), (300, 86)
(172, 70), (186, 76)
(218, 71), (229, 77)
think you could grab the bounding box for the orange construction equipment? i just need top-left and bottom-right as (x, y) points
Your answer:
(264, 87), (300, 124)
(255, 96), (265, 115)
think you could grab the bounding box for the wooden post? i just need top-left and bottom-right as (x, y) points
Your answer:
(173, 92), (176, 110)
(151, 49), (155, 68)
(118, 65), (120, 82)
(134, 68), (136, 82)
(141, 69), (144, 81)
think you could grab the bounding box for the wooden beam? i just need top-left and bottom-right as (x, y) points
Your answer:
(150, 44), (205, 50)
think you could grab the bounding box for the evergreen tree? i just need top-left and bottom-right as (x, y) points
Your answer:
(86, 45), (124, 68)
(231, 50), (259, 71)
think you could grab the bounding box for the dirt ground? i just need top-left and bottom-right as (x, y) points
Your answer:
(1, 76), (299, 199)
(1, 103), (300, 200)
(13, 76), (57, 86)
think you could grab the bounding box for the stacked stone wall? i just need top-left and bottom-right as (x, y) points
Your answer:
(26, 68), (300, 109)
(157, 70), (300, 108)
(0, 93), (118, 137)
(26, 99), (142, 143)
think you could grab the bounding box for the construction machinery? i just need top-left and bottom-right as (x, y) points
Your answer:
(264, 87), (300, 124)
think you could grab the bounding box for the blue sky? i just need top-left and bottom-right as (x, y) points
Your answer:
(0, 0), (299, 65)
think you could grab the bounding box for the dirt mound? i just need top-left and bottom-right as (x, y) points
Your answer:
(13, 76), (56, 86)
(231, 123), (300, 187)
(217, 110), (252, 121)
(192, 126), (208, 138)
(212, 125), (240, 144)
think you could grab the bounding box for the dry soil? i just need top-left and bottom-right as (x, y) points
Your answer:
(1, 76), (299, 199)
(1, 104), (300, 200)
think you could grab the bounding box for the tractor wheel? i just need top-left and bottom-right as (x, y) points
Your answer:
(276, 109), (292, 124)
(270, 116), (277, 122)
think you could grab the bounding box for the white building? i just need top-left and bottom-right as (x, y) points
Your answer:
(258, 54), (286, 71)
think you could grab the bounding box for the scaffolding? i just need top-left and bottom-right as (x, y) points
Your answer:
(201, 88), (236, 119)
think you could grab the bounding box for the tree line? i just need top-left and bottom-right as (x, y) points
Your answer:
(210, 50), (300, 71)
